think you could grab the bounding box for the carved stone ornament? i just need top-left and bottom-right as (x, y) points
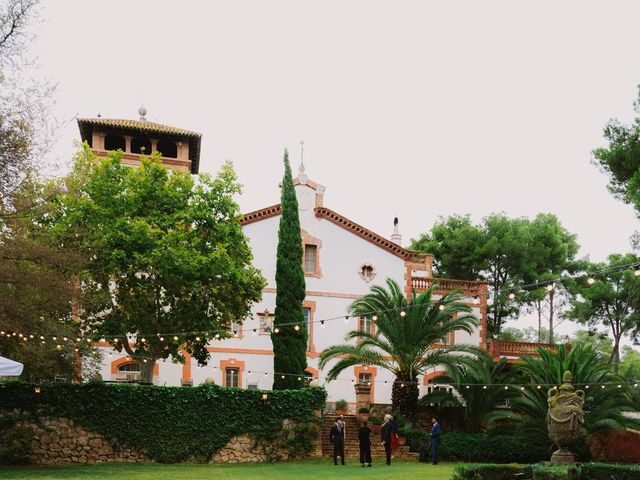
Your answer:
(546, 370), (585, 464)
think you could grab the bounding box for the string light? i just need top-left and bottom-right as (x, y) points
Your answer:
(587, 277), (595, 285)
(438, 305), (444, 311)
(274, 327), (280, 334)
(294, 325), (300, 331)
(508, 292), (516, 300)
(400, 311), (406, 317)
(173, 336), (179, 341)
(372, 315), (378, 321)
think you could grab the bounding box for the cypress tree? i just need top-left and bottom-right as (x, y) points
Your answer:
(271, 149), (308, 389)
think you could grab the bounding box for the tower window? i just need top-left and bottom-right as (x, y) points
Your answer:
(157, 139), (177, 158)
(225, 367), (240, 388)
(132, 137), (152, 155)
(104, 134), (125, 152)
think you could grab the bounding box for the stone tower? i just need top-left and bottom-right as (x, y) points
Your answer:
(77, 106), (202, 174)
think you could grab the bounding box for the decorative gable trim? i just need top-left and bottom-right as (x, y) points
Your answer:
(240, 204), (281, 226)
(314, 207), (428, 262)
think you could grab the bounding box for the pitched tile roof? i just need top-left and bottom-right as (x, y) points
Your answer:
(77, 118), (201, 137)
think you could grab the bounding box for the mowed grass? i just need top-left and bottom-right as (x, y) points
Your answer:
(0, 458), (456, 480)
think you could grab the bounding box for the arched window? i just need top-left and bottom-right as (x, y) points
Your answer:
(118, 362), (141, 372)
(104, 134), (125, 151)
(157, 139), (177, 158)
(131, 137), (152, 155)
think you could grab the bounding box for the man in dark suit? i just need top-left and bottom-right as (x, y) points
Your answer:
(329, 418), (346, 465)
(380, 414), (398, 465)
(431, 416), (443, 465)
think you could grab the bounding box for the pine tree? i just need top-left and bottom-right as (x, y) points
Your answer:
(271, 149), (307, 389)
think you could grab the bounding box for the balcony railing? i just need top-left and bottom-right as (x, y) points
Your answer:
(411, 276), (484, 295)
(489, 340), (557, 359)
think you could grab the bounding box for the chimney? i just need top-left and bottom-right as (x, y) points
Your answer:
(391, 217), (402, 245)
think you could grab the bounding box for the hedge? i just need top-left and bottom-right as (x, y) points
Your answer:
(577, 463), (640, 480)
(435, 432), (550, 464)
(453, 463), (640, 480)
(451, 464), (533, 480)
(0, 381), (326, 463)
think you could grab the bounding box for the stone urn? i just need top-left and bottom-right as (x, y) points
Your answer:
(546, 370), (585, 464)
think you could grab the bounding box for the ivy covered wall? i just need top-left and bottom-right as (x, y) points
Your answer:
(0, 382), (326, 463)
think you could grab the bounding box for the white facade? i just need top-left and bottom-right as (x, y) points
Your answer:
(97, 168), (488, 406)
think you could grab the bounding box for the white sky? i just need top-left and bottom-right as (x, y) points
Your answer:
(30, 1), (640, 341)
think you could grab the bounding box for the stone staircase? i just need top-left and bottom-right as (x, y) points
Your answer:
(321, 414), (418, 460)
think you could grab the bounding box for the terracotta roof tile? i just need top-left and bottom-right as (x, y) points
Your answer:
(77, 118), (201, 137)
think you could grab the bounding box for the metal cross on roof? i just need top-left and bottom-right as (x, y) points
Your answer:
(299, 139), (306, 174)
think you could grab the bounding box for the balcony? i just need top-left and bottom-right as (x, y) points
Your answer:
(489, 340), (557, 362)
(411, 276), (485, 296)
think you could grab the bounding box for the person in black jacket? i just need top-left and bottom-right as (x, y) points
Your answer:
(380, 414), (398, 465)
(358, 421), (372, 467)
(329, 418), (346, 465)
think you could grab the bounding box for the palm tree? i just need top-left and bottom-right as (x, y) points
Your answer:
(418, 351), (515, 432)
(319, 278), (481, 421)
(491, 344), (640, 447)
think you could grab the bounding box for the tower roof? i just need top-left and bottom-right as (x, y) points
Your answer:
(77, 117), (202, 174)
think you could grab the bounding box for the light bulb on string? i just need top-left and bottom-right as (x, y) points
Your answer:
(587, 277), (595, 285)
(438, 305), (445, 311)
(508, 292), (516, 300)
(173, 336), (179, 341)
(281, 375), (285, 379)
(372, 315), (378, 321)
(294, 325), (300, 331)
(39, 335), (44, 340)
(546, 284), (555, 292)
(52, 336), (57, 341)
(160, 337), (164, 342)
(195, 336), (201, 341)
(482, 386), (487, 390)
(320, 321), (325, 328)
(400, 310), (406, 317)
(253, 329), (257, 336)
(274, 327), (280, 334)
(344, 316), (349, 324)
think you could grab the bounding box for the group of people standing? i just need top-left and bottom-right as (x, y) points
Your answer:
(329, 414), (442, 467)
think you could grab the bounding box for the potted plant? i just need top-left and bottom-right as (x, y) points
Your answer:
(358, 407), (370, 421)
(369, 415), (383, 434)
(335, 399), (348, 415)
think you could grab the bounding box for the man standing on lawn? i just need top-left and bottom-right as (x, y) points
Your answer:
(431, 416), (442, 465)
(330, 418), (346, 465)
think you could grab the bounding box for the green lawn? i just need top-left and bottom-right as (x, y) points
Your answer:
(0, 459), (456, 480)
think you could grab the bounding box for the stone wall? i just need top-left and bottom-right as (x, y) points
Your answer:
(1, 411), (321, 465)
(15, 417), (148, 465)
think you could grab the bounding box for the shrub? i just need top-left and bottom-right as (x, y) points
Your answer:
(358, 407), (369, 414)
(451, 463), (532, 480)
(369, 415), (383, 425)
(334, 399), (348, 411)
(577, 463), (640, 480)
(405, 429), (429, 453)
(532, 465), (578, 480)
(436, 432), (548, 464)
(0, 381), (326, 463)
(0, 424), (34, 465)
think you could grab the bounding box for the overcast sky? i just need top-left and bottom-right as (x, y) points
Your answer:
(31, 1), (640, 339)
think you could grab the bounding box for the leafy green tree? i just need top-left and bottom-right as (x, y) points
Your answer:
(410, 215), (486, 280)
(419, 352), (514, 432)
(319, 278), (480, 421)
(497, 326), (550, 343)
(564, 254), (640, 372)
(411, 213), (578, 338)
(271, 150), (307, 389)
(494, 344), (639, 448)
(593, 87), (640, 213)
(46, 147), (265, 383)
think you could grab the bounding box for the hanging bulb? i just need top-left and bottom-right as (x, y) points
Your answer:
(281, 375), (285, 379)
(438, 305), (445, 311)
(39, 335), (44, 340)
(320, 321), (325, 328)
(520, 386), (525, 391)
(546, 284), (555, 292)
(508, 292), (516, 300)
(294, 325), (300, 331)
(482, 385), (487, 390)
(587, 277), (595, 285)
(56, 344), (62, 350)
(215, 333), (220, 339)
(195, 336), (201, 342)
(344, 316), (349, 324)
(113, 338), (119, 343)
(253, 329), (257, 335)
(274, 327), (280, 334)
(141, 338), (146, 343)
(173, 336), (179, 341)
(264, 372), (268, 377)
(159, 337), (164, 342)
(372, 315), (378, 321)
(400, 311), (406, 317)
(465, 385), (470, 389)
(52, 336), (57, 341)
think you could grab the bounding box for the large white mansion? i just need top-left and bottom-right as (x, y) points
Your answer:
(79, 114), (489, 404)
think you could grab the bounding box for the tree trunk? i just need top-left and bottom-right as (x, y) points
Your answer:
(391, 377), (418, 423)
(141, 359), (156, 384)
(537, 299), (543, 343)
(548, 290), (555, 344)
(610, 336), (621, 374)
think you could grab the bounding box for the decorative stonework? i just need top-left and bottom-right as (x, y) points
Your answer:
(4, 415), (148, 465)
(547, 371), (585, 465)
